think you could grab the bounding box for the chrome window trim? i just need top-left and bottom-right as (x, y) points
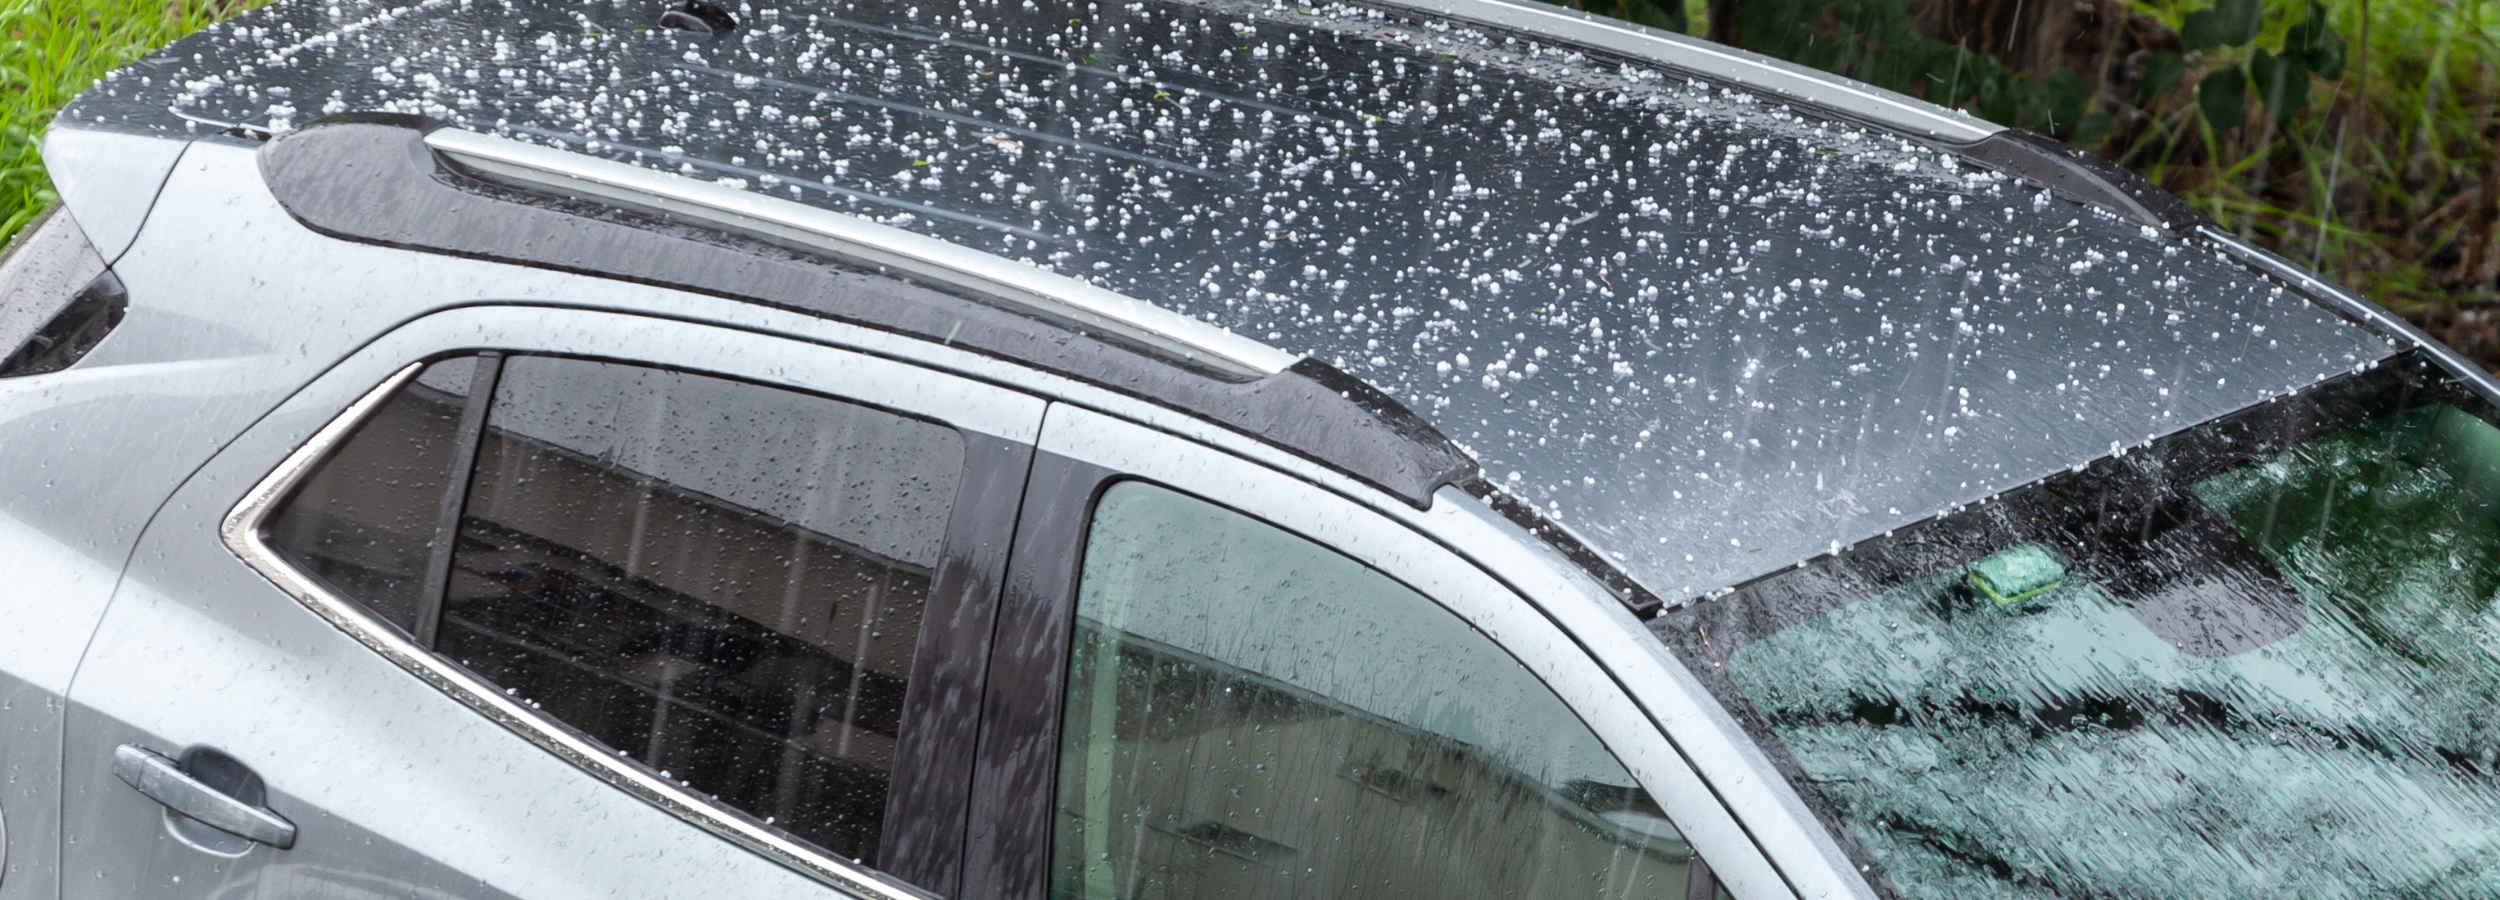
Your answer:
(423, 127), (1298, 380)
(1352, 0), (1996, 143)
(219, 361), (932, 900)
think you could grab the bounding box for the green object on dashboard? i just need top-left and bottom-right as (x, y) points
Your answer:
(1967, 544), (2066, 607)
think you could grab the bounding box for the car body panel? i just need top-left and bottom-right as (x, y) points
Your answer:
(62, 304), (1046, 897)
(34, 129), (185, 265)
(7, 0), (2467, 894)
(9, 127), (2405, 900)
(18, 129), (1833, 895)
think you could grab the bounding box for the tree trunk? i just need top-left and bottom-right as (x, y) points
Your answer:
(1907, 0), (2056, 73)
(1707, 0), (1743, 47)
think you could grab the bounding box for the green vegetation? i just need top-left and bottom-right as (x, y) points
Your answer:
(3, 0), (2496, 363)
(1675, 0), (2500, 364)
(1, 0), (261, 238)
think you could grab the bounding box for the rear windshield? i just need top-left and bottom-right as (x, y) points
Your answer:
(1656, 351), (2500, 897)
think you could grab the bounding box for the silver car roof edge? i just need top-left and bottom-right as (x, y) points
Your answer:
(422, 127), (1303, 380)
(1344, 0), (2000, 143)
(2198, 226), (2490, 397)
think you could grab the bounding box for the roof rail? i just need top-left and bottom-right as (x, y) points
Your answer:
(259, 115), (1477, 509)
(422, 126), (1298, 379)
(1350, 0), (1998, 143)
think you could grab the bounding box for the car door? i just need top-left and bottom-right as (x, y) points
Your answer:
(58, 304), (1041, 898)
(959, 402), (1772, 900)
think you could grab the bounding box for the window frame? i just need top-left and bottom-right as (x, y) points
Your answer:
(959, 402), (1820, 900)
(222, 306), (1047, 899)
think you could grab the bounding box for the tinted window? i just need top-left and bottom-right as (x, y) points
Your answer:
(267, 354), (966, 869)
(1660, 352), (2500, 898)
(266, 357), (478, 633)
(441, 356), (963, 864)
(1054, 482), (1700, 900)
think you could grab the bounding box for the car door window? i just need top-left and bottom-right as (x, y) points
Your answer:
(264, 352), (965, 870)
(1052, 481), (1708, 900)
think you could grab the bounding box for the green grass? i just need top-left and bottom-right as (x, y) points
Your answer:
(0, 0), (261, 241)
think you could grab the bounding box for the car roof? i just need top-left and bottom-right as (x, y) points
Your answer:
(59, 0), (2397, 603)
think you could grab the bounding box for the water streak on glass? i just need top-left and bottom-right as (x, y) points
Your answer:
(439, 356), (965, 867)
(1659, 352), (2500, 898)
(264, 352), (971, 881)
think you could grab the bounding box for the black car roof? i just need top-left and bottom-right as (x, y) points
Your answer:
(65, 0), (2396, 602)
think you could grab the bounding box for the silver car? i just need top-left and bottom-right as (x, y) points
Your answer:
(2, 0), (2488, 896)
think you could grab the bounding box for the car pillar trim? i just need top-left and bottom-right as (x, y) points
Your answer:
(219, 361), (940, 900)
(421, 127), (1299, 380)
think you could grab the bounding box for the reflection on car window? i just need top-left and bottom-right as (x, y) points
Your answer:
(442, 356), (963, 865)
(266, 356), (478, 633)
(1660, 351), (2500, 898)
(265, 354), (965, 871)
(1054, 482), (1700, 900)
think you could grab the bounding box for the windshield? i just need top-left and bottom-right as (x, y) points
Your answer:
(1656, 351), (2500, 898)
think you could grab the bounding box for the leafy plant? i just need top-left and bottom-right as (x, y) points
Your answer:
(2181, 0), (2263, 49)
(1657, 0), (2500, 368)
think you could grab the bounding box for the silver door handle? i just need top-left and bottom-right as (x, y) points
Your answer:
(112, 744), (297, 849)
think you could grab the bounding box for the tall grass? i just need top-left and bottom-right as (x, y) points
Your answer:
(0, 0), (261, 240)
(1669, 0), (2500, 363)
(2128, 0), (2500, 311)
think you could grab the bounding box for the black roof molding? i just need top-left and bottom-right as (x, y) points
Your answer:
(1949, 128), (2214, 234)
(258, 114), (1476, 509)
(1462, 477), (1667, 619)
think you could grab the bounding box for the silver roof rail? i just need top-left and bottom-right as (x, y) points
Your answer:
(423, 127), (1300, 379)
(1354, 0), (1999, 143)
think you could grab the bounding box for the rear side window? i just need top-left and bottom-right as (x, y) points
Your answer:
(264, 353), (965, 869)
(262, 358), (476, 629)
